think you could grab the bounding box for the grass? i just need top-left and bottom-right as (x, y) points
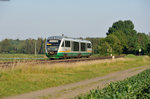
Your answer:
(0, 55), (150, 98)
(0, 54), (47, 62)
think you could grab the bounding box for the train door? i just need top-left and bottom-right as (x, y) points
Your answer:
(64, 40), (71, 57)
(71, 41), (80, 57)
(80, 42), (87, 56)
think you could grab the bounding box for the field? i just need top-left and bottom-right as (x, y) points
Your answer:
(0, 54), (46, 62)
(0, 55), (150, 98)
(77, 68), (150, 99)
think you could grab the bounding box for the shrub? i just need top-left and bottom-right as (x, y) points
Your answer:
(77, 69), (150, 99)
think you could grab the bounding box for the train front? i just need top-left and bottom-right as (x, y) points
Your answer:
(45, 37), (61, 59)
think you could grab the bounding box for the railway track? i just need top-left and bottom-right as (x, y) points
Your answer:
(0, 56), (124, 68)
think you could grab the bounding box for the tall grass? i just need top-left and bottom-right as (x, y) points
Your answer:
(0, 53), (45, 58)
(0, 54), (46, 62)
(0, 56), (150, 98)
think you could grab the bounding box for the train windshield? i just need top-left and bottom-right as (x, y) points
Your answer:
(46, 39), (61, 51)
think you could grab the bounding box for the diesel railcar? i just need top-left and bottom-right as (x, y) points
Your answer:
(45, 36), (92, 59)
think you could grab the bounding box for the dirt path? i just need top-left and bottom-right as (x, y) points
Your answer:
(3, 66), (150, 99)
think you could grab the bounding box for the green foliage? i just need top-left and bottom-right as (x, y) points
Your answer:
(147, 43), (150, 55)
(86, 37), (103, 54)
(97, 20), (149, 55)
(0, 39), (12, 53)
(78, 69), (150, 99)
(106, 20), (138, 54)
(136, 33), (149, 55)
(106, 34), (123, 55)
(98, 39), (111, 56)
(107, 20), (134, 35)
(125, 54), (136, 58)
(0, 38), (45, 54)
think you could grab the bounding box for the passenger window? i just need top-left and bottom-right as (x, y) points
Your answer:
(81, 43), (86, 51)
(72, 42), (79, 51)
(65, 41), (70, 47)
(87, 43), (91, 48)
(61, 41), (64, 47)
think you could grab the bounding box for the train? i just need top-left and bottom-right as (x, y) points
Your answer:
(45, 36), (92, 59)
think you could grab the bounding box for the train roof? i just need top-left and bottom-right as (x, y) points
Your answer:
(47, 36), (91, 43)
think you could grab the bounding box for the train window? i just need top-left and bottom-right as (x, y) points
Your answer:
(65, 41), (70, 47)
(73, 42), (79, 51)
(87, 43), (91, 48)
(61, 41), (64, 47)
(81, 43), (86, 51)
(49, 39), (59, 43)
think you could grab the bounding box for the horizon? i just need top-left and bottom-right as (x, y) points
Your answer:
(0, 0), (150, 41)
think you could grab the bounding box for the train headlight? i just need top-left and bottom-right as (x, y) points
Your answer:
(49, 51), (56, 55)
(47, 48), (51, 51)
(50, 52), (54, 54)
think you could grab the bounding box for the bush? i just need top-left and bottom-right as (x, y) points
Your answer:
(125, 54), (136, 58)
(77, 69), (150, 99)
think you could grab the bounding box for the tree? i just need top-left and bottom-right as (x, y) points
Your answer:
(106, 20), (134, 35)
(86, 37), (103, 54)
(136, 33), (149, 55)
(24, 39), (35, 54)
(98, 39), (111, 56)
(36, 38), (45, 54)
(0, 39), (11, 53)
(106, 20), (137, 54)
(105, 34), (123, 55)
(147, 43), (150, 54)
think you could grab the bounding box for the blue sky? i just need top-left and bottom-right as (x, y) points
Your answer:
(0, 0), (150, 40)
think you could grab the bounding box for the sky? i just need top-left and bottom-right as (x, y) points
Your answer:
(0, 0), (150, 41)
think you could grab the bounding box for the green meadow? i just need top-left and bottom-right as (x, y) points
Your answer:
(0, 54), (46, 62)
(0, 55), (150, 98)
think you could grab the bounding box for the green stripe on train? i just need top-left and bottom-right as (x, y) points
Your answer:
(46, 52), (91, 58)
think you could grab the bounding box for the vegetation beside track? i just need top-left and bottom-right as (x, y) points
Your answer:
(77, 68), (150, 99)
(0, 54), (46, 62)
(0, 55), (150, 98)
(0, 53), (122, 62)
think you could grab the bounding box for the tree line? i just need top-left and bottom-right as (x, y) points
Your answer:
(0, 20), (150, 55)
(87, 20), (150, 56)
(0, 38), (45, 54)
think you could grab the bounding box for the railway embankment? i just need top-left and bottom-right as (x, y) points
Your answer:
(0, 56), (123, 68)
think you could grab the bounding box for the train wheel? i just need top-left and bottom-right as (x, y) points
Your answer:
(64, 54), (67, 59)
(86, 56), (90, 58)
(78, 54), (81, 58)
(50, 58), (54, 60)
